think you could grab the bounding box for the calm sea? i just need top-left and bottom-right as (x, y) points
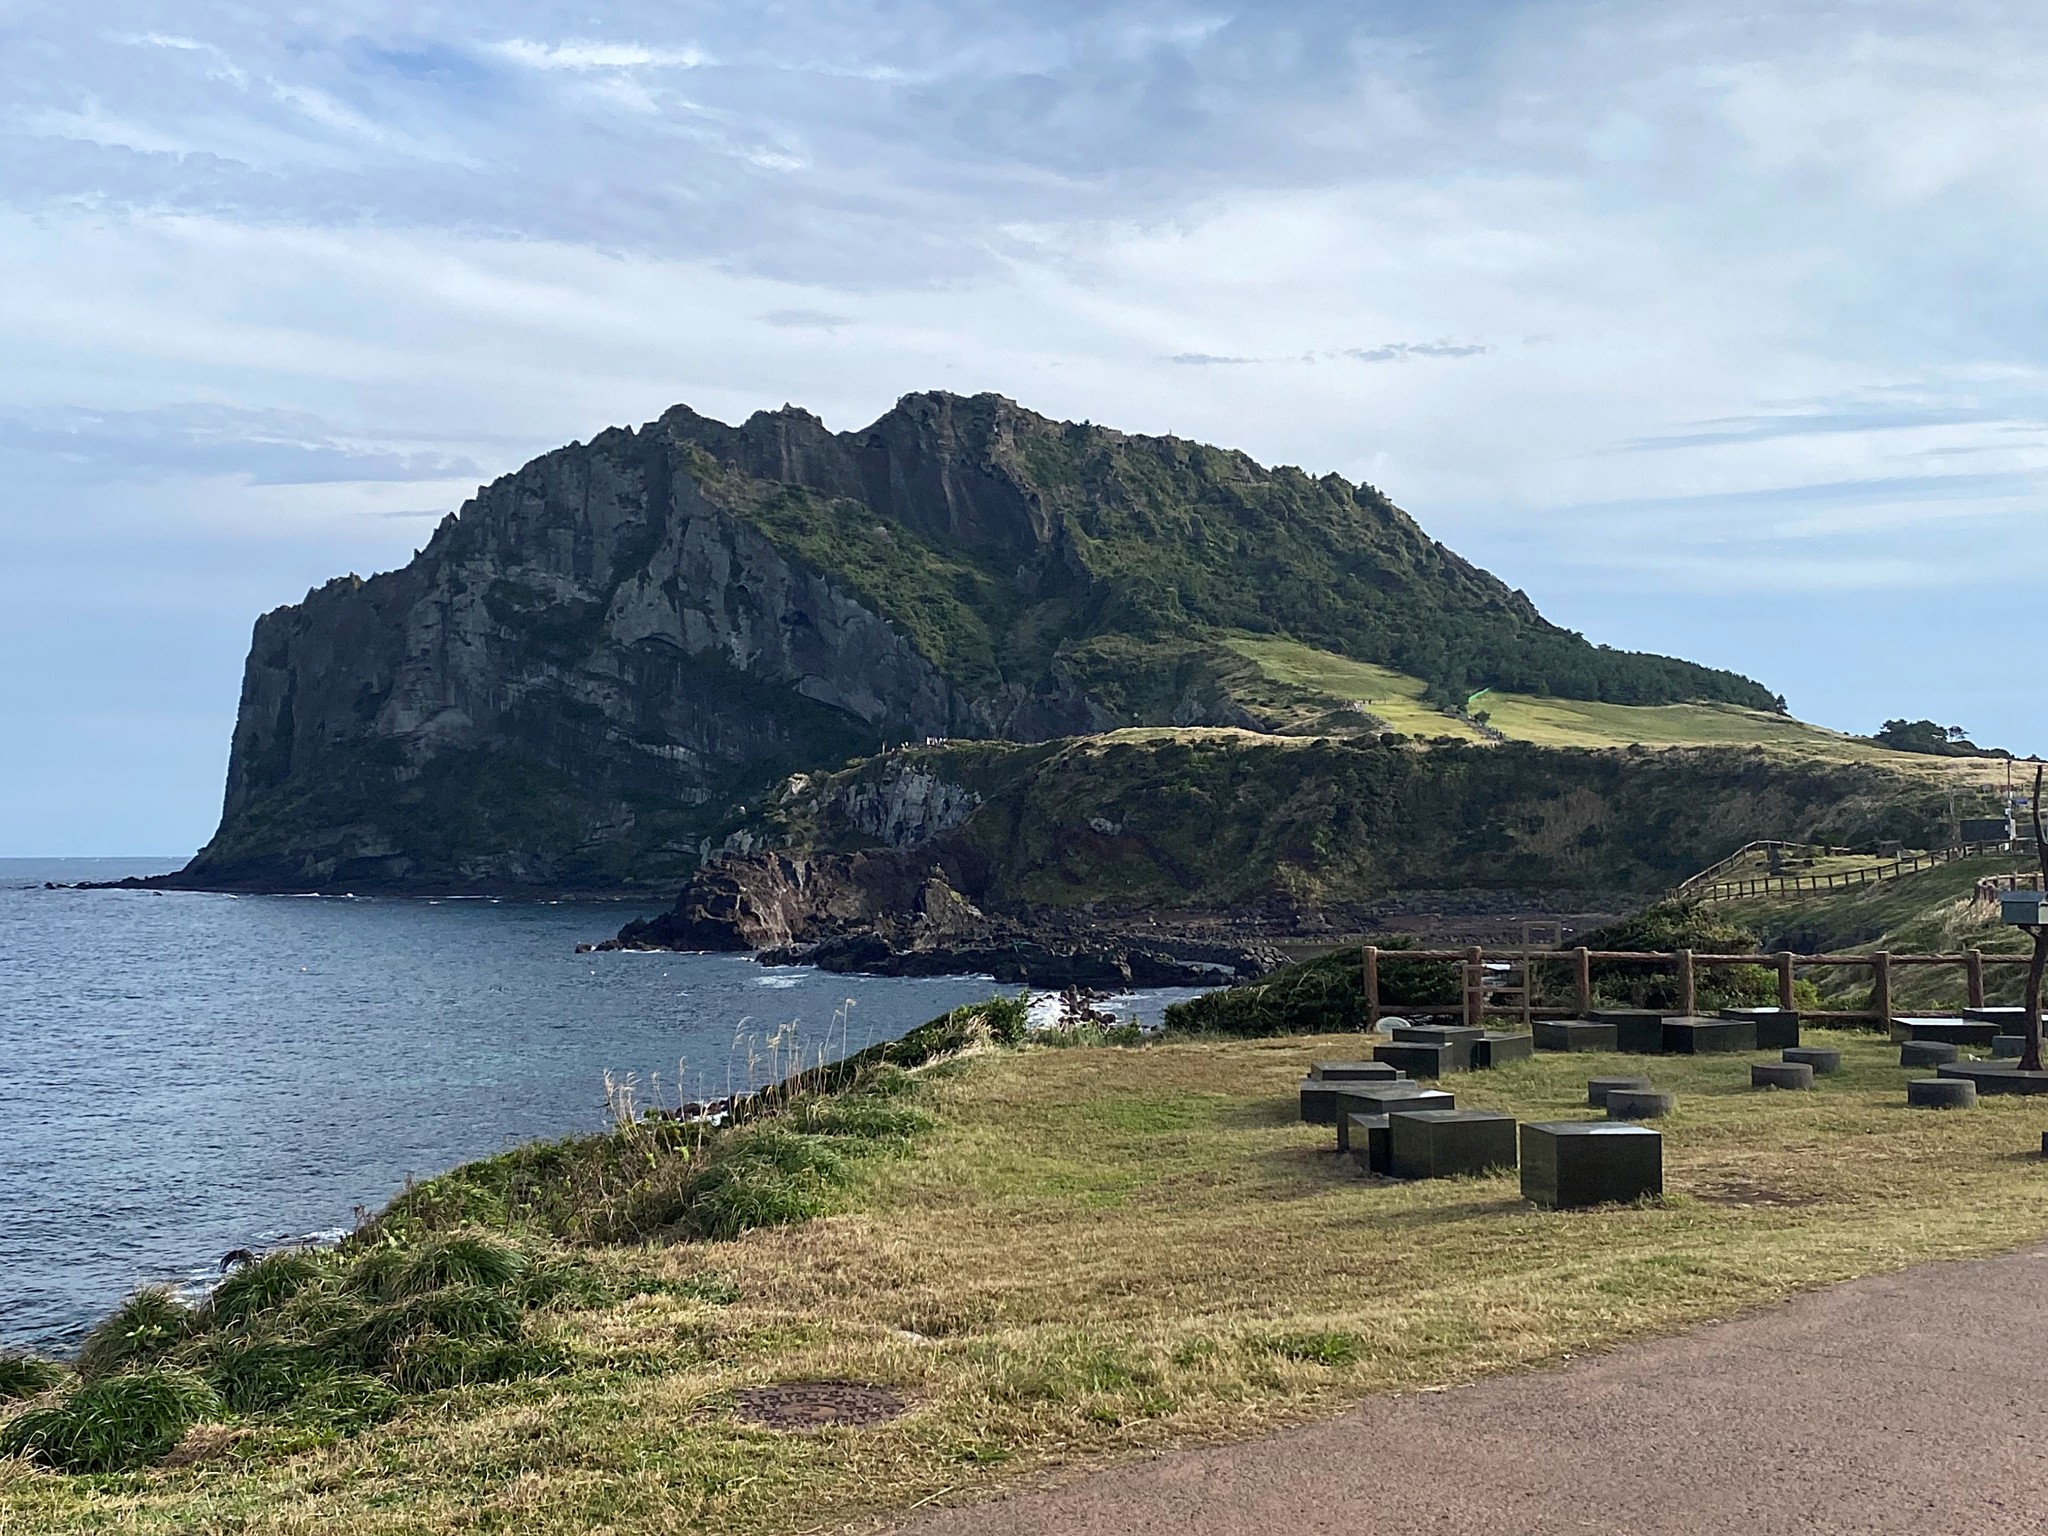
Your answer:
(0, 859), (1201, 1353)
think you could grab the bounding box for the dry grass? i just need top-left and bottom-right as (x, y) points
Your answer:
(9, 1031), (2048, 1533)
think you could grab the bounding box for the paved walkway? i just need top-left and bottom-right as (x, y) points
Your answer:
(898, 1245), (2048, 1535)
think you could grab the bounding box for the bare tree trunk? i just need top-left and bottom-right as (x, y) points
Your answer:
(2024, 766), (2048, 1075)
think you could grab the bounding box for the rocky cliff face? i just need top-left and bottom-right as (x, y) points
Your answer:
(176, 390), (1774, 891)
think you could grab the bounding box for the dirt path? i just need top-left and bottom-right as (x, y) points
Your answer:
(895, 1244), (2048, 1535)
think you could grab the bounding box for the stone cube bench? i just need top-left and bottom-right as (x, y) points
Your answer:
(1752, 1061), (1814, 1090)
(1901, 1040), (1961, 1069)
(1521, 1121), (1662, 1208)
(1898, 1018), (2001, 1049)
(1341, 1112), (1392, 1173)
(1375, 1041), (1464, 1078)
(1720, 1007), (1801, 1049)
(1606, 1088), (1676, 1120)
(1474, 1031), (1536, 1068)
(1963, 1006), (2028, 1026)
(1310, 1061), (1404, 1082)
(1588, 1009), (1674, 1054)
(1663, 1017), (1756, 1054)
(1346, 1084), (1457, 1118)
(1587, 1075), (1653, 1108)
(1299, 1074), (1409, 1125)
(1936, 1062), (2048, 1096)
(1993, 1036), (2026, 1059)
(1534, 1020), (1619, 1053)
(1386, 1109), (1518, 1180)
(1907, 1077), (1978, 1109)
(1783, 1047), (1840, 1074)
(1390, 1024), (1487, 1071)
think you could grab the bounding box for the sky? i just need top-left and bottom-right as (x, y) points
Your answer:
(2, 0), (2044, 856)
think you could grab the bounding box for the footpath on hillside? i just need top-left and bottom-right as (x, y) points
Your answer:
(896, 1244), (2048, 1536)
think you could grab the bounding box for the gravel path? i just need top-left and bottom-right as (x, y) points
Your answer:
(895, 1244), (2048, 1535)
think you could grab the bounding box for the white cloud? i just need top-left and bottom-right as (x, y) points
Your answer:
(494, 39), (713, 71)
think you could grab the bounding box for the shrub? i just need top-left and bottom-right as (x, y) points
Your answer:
(0, 1354), (64, 1402)
(348, 1234), (527, 1303)
(210, 1251), (324, 1326)
(284, 1370), (400, 1435)
(0, 1368), (219, 1473)
(677, 1127), (849, 1240)
(1165, 942), (1459, 1036)
(76, 1289), (202, 1381)
(204, 1335), (329, 1415)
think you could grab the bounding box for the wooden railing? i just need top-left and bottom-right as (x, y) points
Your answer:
(1356, 943), (2032, 1030)
(1682, 841), (2018, 903)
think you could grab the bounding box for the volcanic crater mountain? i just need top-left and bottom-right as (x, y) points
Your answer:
(175, 390), (1945, 906)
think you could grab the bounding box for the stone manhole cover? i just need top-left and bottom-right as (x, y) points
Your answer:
(733, 1381), (906, 1430)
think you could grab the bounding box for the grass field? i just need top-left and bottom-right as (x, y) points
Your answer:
(1222, 635), (2009, 786)
(11, 1026), (2048, 1535)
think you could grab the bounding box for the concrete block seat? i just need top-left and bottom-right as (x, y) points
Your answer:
(1534, 1020), (1619, 1053)
(1386, 1109), (1518, 1180)
(1588, 1009), (1674, 1054)
(1721, 1007), (1800, 1049)
(1375, 1041), (1465, 1079)
(1309, 1061), (1404, 1082)
(1587, 1075), (1653, 1108)
(1964, 1006), (2029, 1027)
(1474, 1031), (1536, 1068)
(1345, 1084), (1456, 1117)
(1340, 1113), (1392, 1173)
(1752, 1061), (1814, 1090)
(1606, 1088), (1676, 1120)
(1897, 1018), (2002, 1049)
(1663, 1017), (1757, 1054)
(1784, 1047), (1841, 1074)
(1901, 1040), (1961, 1069)
(1300, 1075), (1408, 1125)
(1935, 1062), (2048, 1097)
(1994, 1036), (2025, 1059)
(1908, 1077), (1978, 1109)
(1521, 1121), (1662, 1208)
(1390, 1024), (1486, 1071)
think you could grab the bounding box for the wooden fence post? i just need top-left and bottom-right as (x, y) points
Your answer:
(1465, 946), (1483, 1029)
(1777, 951), (1797, 1012)
(1362, 945), (1380, 1031)
(1873, 951), (1893, 1027)
(1678, 949), (1697, 1016)
(1574, 946), (1592, 1016)
(1967, 948), (1985, 1009)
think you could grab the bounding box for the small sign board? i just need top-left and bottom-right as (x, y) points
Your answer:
(2002, 890), (2048, 927)
(1963, 816), (2016, 844)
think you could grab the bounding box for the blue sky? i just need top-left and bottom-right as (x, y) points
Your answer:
(3, 1), (2044, 855)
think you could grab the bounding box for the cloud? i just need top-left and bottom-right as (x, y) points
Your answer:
(493, 39), (714, 71)
(761, 308), (854, 329)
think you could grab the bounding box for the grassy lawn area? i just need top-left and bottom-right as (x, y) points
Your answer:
(1220, 634), (2008, 789)
(8, 1027), (2048, 1533)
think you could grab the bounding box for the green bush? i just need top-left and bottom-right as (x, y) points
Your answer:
(210, 1251), (324, 1326)
(677, 1127), (849, 1240)
(0, 1354), (65, 1402)
(1164, 943), (1459, 1037)
(75, 1288), (202, 1381)
(0, 1368), (219, 1473)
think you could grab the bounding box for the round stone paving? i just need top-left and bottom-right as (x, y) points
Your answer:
(733, 1381), (907, 1430)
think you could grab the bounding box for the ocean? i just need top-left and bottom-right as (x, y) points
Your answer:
(0, 858), (1203, 1353)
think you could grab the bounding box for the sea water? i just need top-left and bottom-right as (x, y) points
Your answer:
(0, 859), (1203, 1352)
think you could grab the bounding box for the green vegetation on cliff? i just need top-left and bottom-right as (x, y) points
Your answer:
(777, 731), (1974, 914)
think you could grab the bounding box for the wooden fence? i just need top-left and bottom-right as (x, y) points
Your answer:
(1683, 841), (2017, 903)
(1356, 943), (2033, 1030)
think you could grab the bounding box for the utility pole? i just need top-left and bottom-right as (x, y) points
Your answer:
(2022, 764), (2048, 1075)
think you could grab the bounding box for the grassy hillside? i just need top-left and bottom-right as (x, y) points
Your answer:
(1223, 635), (2011, 775)
(1714, 852), (2038, 1011)
(13, 1025), (2048, 1534)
